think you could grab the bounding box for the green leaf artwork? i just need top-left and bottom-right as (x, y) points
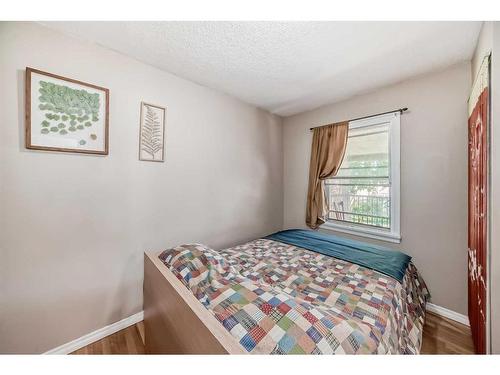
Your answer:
(37, 80), (100, 142)
(28, 69), (109, 155)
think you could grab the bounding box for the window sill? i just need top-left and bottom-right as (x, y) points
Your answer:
(320, 221), (401, 244)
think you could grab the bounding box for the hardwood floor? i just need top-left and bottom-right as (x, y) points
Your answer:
(71, 322), (145, 355)
(421, 312), (475, 354)
(71, 312), (474, 355)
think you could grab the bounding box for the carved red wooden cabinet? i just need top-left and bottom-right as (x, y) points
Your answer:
(467, 58), (489, 354)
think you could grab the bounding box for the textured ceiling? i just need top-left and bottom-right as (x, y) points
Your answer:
(43, 22), (482, 116)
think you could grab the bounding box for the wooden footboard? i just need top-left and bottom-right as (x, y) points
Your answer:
(143, 252), (245, 354)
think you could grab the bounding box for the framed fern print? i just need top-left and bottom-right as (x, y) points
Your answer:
(139, 102), (166, 162)
(25, 67), (109, 155)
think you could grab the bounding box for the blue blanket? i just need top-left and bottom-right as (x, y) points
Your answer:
(265, 229), (411, 282)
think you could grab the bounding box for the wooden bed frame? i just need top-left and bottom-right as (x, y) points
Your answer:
(143, 251), (245, 354)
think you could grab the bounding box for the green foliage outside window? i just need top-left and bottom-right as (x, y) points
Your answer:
(332, 157), (390, 228)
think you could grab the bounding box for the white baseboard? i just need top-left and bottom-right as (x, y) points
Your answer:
(43, 311), (144, 355)
(427, 303), (470, 326)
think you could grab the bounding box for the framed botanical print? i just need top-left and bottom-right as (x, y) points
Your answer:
(139, 102), (166, 162)
(25, 67), (109, 155)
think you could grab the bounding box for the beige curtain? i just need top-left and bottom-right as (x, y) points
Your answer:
(306, 122), (349, 229)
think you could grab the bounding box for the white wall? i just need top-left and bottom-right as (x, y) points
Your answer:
(0, 22), (283, 353)
(283, 63), (471, 315)
(472, 22), (493, 79)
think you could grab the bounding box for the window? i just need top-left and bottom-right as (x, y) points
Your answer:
(322, 112), (401, 243)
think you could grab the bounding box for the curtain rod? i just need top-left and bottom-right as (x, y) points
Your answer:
(309, 107), (408, 131)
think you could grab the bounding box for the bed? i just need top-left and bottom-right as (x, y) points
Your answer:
(143, 229), (430, 354)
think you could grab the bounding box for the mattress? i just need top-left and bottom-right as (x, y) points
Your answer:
(158, 236), (430, 354)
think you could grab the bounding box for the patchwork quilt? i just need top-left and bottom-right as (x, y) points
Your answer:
(158, 238), (430, 354)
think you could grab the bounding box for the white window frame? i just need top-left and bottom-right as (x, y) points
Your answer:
(321, 112), (401, 243)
